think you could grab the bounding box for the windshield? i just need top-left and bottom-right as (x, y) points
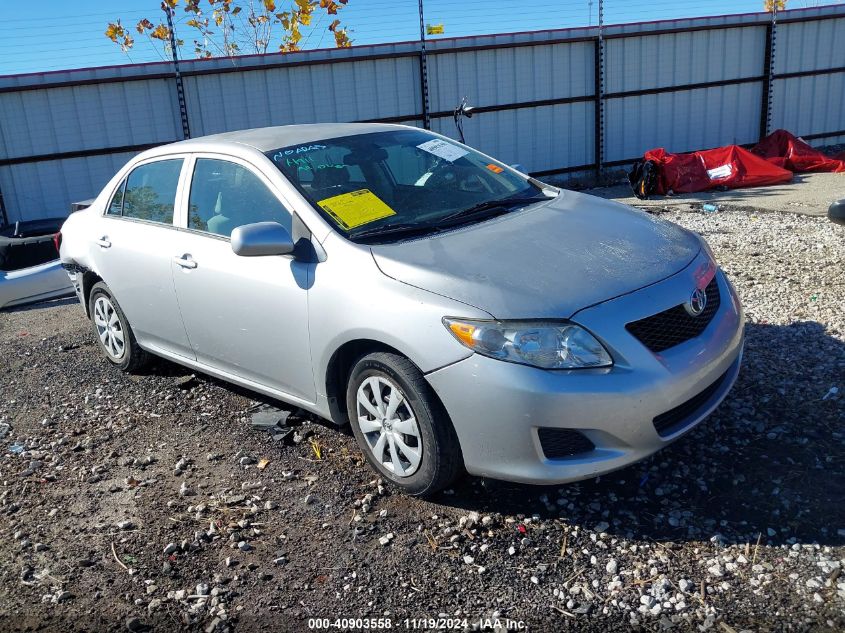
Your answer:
(265, 129), (544, 242)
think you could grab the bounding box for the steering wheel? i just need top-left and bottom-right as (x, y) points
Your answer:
(421, 161), (462, 190)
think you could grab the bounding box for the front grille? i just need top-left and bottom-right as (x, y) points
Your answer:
(537, 428), (595, 459)
(626, 277), (721, 353)
(653, 370), (729, 437)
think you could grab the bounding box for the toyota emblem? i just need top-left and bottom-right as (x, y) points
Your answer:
(685, 288), (708, 317)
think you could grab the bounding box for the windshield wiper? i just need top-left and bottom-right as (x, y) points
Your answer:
(350, 222), (443, 243)
(437, 195), (547, 225)
(349, 195), (547, 243)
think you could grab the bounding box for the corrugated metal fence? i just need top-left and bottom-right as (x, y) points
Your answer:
(0, 5), (843, 223)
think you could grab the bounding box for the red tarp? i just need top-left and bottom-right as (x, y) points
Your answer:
(641, 130), (844, 195)
(751, 129), (845, 174)
(644, 144), (792, 195)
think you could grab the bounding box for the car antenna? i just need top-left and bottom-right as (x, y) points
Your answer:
(453, 96), (474, 144)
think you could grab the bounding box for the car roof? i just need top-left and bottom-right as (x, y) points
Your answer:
(162, 122), (411, 153)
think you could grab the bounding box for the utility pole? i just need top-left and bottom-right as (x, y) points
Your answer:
(418, 0), (431, 130)
(164, 5), (191, 140)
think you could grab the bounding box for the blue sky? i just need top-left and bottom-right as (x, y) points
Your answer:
(0, 0), (832, 76)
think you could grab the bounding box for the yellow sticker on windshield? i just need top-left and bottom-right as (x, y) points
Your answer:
(317, 189), (396, 230)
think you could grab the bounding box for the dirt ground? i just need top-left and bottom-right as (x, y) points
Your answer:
(1, 208), (843, 633)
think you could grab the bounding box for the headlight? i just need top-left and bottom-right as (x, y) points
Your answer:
(443, 318), (612, 369)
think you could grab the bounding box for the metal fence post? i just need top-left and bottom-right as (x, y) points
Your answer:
(594, 0), (605, 180)
(418, 0), (432, 130)
(760, 4), (778, 139)
(0, 186), (8, 227)
(165, 7), (192, 140)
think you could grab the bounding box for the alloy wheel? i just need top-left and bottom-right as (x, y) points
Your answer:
(355, 376), (423, 477)
(93, 295), (125, 360)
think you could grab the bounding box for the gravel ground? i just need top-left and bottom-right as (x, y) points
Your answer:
(0, 207), (843, 632)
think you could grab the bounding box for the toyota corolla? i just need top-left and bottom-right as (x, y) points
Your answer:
(59, 123), (743, 495)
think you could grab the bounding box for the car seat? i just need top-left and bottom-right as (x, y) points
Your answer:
(206, 191), (236, 237)
(311, 166), (351, 196)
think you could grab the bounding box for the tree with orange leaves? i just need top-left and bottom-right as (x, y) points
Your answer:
(106, 0), (351, 60)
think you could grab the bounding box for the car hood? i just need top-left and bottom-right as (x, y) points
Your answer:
(370, 190), (701, 319)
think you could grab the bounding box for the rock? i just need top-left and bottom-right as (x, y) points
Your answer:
(238, 541), (252, 552)
(379, 533), (394, 546)
(116, 520), (134, 530)
(606, 559), (618, 575)
(594, 521), (610, 533)
(707, 564), (724, 577)
(126, 616), (150, 632)
(239, 456), (256, 466)
(52, 591), (73, 603)
(463, 555), (475, 565)
(205, 617), (223, 633)
(179, 481), (194, 497)
(679, 579), (693, 592)
(196, 583), (210, 596)
(19, 460), (42, 477)
(163, 543), (179, 556)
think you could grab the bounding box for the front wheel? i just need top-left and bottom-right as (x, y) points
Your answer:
(88, 281), (148, 372)
(346, 352), (462, 496)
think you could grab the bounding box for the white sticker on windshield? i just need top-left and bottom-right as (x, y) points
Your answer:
(706, 164), (733, 180)
(417, 139), (469, 162)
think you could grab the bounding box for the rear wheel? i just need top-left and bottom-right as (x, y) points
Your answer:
(346, 352), (462, 496)
(88, 282), (148, 372)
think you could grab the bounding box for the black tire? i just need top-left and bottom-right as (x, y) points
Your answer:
(346, 352), (463, 496)
(88, 282), (148, 372)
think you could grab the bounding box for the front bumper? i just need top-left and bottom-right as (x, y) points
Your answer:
(425, 258), (744, 485)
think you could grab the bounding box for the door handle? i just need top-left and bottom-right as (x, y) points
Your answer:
(173, 255), (197, 269)
(95, 236), (111, 248)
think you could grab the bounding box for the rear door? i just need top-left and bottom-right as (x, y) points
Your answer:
(91, 157), (194, 359)
(169, 155), (315, 403)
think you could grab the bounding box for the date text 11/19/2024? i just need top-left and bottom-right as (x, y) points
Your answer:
(307, 617), (528, 630)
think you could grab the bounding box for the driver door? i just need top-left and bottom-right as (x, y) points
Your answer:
(169, 155), (316, 403)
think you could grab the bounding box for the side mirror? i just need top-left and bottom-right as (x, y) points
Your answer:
(829, 199), (845, 226)
(231, 221), (295, 257)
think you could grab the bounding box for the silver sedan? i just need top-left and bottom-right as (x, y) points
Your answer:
(59, 123), (743, 495)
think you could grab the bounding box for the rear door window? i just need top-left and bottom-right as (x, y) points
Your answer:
(122, 159), (184, 224)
